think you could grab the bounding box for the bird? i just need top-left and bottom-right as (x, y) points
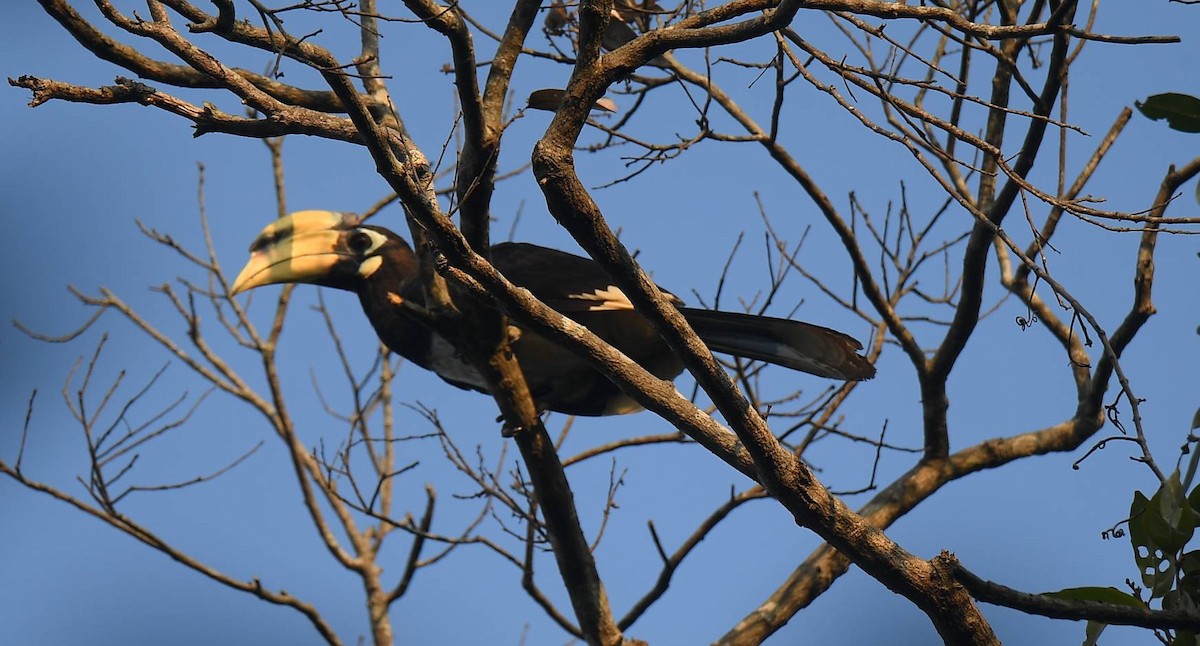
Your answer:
(231, 210), (875, 416)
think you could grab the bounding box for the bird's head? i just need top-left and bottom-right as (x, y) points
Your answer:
(231, 210), (409, 295)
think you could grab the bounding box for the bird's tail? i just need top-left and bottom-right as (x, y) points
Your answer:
(679, 308), (875, 381)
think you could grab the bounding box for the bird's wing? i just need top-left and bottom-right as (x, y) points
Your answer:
(489, 242), (682, 313)
(487, 243), (874, 381)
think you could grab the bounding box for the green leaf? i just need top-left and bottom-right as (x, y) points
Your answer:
(1136, 93), (1200, 134)
(1180, 552), (1200, 606)
(1043, 587), (1142, 646)
(1043, 586), (1143, 606)
(1189, 483), (1200, 516)
(1192, 405), (1200, 431)
(1130, 477), (1200, 600)
(1164, 588), (1199, 612)
(1153, 474), (1196, 552)
(1131, 490), (1179, 598)
(1161, 470), (1200, 545)
(1083, 619), (1107, 646)
(1183, 550), (1200, 573)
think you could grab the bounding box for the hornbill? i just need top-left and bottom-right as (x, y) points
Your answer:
(231, 210), (875, 416)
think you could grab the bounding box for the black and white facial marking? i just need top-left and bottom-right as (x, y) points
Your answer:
(346, 227), (389, 279)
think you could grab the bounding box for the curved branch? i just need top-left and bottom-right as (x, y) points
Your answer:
(35, 0), (344, 111)
(0, 464), (343, 645)
(1089, 154), (1200, 405)
(954, 562), (1200, 632)
(928, 1), (1077, 388)
(720, 412), (1107, 643)
(9, 75), (361, 142)
(532, 21), (996, 642)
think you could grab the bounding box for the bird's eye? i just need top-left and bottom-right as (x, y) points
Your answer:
(348, 230), (375, 254)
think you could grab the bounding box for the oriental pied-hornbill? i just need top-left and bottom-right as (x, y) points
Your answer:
(231, 210), (874, 416)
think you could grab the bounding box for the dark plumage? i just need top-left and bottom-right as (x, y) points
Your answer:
(232, 210), (874, 416)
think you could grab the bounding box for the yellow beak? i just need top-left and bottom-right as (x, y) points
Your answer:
(230, 211), (349, 294)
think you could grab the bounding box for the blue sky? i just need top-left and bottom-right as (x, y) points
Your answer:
(3, 2), (1199, 645)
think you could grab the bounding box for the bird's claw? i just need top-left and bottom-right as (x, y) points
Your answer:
(499, 416), (525, 437)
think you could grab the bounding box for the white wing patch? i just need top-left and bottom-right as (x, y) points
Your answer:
(568, 285), (634, 311)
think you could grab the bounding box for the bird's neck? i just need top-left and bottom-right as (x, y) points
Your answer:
(355, 246), (434, 368)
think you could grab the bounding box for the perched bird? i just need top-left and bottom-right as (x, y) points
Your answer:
(232, 210), (874, 416)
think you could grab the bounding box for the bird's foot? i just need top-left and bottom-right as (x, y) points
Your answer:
(498, 416), (526, 437)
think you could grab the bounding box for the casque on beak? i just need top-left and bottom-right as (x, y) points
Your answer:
(230, 211), (350, 294)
